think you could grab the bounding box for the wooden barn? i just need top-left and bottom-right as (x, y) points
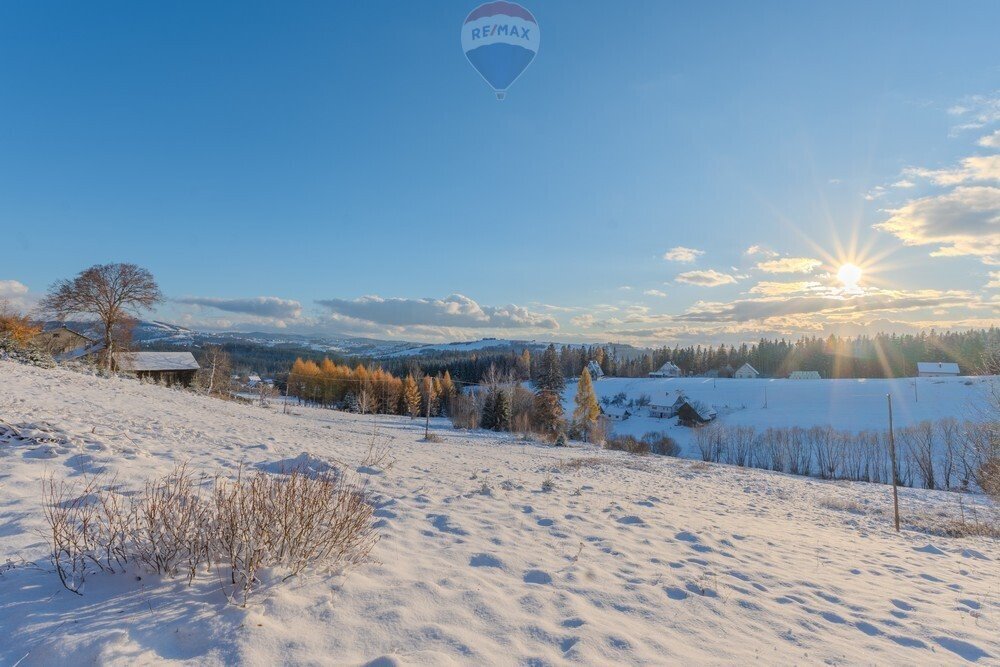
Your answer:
(33, 325), (99, 359)
(113, 351), (200, 387)
(676, 400), (717, 427)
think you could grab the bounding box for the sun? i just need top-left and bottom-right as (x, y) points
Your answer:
(837, 263), (863, 288)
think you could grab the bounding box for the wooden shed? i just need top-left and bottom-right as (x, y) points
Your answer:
(113, 351), (200, 387)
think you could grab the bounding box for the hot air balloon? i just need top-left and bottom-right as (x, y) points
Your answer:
(461, 2), (539, 100)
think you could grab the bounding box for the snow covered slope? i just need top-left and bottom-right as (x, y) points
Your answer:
(571, 375), (996, 454)
(1, 361), (997, 665)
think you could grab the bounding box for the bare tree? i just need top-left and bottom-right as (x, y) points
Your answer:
(40, 264), (162, 370)
(197, 345), (232, 398)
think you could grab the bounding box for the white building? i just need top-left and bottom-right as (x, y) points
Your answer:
(586, 360), (605, 380)
(789, 370), (821, 380)
(649, 361), (682, 378)
(917, 362), (960, 377)
(602, 407), (631, 422)
(734, 363), (759, 379)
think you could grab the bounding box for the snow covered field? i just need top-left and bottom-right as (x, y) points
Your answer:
(1, 360), (997, 665)
(573, 376), (997, 455)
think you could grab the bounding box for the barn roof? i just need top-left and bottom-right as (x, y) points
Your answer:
(114, 351), (200, 372)
(39, 324), (97, 341)
(917, 362), (959, 374)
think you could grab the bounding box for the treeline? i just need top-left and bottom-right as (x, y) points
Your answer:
(286, 358), (457, 418)
(386, 328), (1000, 385)
(640, 329), (1000, 379)
(692, 419), (997, 493)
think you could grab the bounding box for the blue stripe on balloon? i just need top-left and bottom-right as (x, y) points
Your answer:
(464, 43), (535, 92)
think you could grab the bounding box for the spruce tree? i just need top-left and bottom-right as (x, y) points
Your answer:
(480, 389), (497, 430)
(493, 389), (511, 431)
(537, 344), (565, 393)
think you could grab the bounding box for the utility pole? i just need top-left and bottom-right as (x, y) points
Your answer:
(887, 394), (901, 532)
(913, 379), (918, 403)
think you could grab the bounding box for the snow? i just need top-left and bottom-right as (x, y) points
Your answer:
(569, 376), (997, 454)
(919, 362), (961, 375)
(113, 351), (200, 371)
(1, 360), (998, 665)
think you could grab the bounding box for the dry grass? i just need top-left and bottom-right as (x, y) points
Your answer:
(42, 465), (378, 604)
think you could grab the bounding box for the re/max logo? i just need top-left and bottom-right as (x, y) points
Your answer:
(470, 24), (531, 40)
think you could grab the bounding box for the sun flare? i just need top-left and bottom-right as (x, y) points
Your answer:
(837, 263), (863, 288)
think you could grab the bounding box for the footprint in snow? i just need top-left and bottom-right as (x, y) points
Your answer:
(523, 569), (553, 585)
(617, 515), (645, 526)
(470, 553), (504, 568)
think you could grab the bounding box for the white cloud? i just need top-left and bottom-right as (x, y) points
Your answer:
(987, 271), (1000, 289)
(865, 186), (887, 201)
(979, 130), (1000, 148)
(745, 245), (778, 258)
(903, 155), (1000, 186)
(0, 280), (29, 297)
(316, 293), (558, 330)
(755, 257), (823, 274)
(643, 289), (668, 298)
(892, 179), (916, 189)
(176, 296), (303, 320)
(748, 281), (823, 296)
(679, 288), (976, 323)
(662, 246), (704, 263)
(948, 92), (1000, 133)
(675, 269), (739, 287)
(874, 186), (1000, 263)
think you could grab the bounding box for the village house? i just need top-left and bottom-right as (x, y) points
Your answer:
(676, 399), (717, 427)
(32, 325), (103, 362)
(649, 361), (682, 378)
(789, 370), (821, 380)
(734, 363), (760, 379)
(602, 406), (631, 422)
(113, 351), (200, 387)
(917, 361), (960, 377)
(586, 360), (605, 380)
(648, 393), (688, 419)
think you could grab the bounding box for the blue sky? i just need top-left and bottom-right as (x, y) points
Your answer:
(1, 1), (997, 343)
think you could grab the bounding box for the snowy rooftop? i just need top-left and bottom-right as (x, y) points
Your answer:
(113, 351), (200, 372)
(917, 361), (960, 374)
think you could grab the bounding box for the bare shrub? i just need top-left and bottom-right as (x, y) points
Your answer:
(41, 465), (377, 604)
(43, 475), (103, 594)
(604, 435), (650, 455)
(759, 427), (786, 472)
(785, 427), (811, 476)
(938, 418), (961, 490)
(723, 425), (756, 467)
(641, 431), (681, 457)
(694, 423), (724, 462)
(214, 469), (376, 605)
(449, 392), (479, 429)
(904, 421), (937, 490)
(810, 426), (843, 480)
(978, 458), (1000, 502)
(818, 496), (870, 514)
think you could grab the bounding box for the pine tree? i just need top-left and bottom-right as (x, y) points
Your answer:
(480, 388), (498, 430)
(573, 368), (601, 441)
(402, 374), (422, 418)
(493, 389), (511, 431)
(537, 344), (565, 393)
